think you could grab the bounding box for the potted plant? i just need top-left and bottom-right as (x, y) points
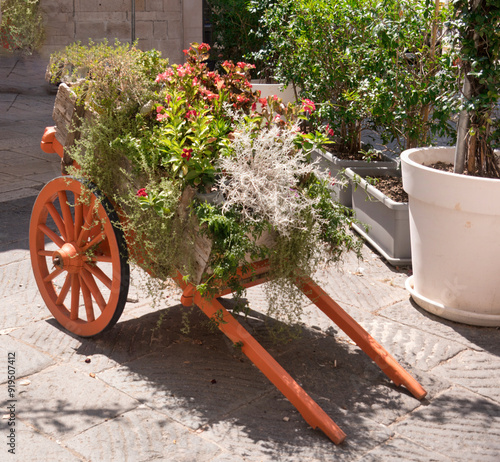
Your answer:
(256, 0), (400, 206)
(48, 41), (362, 332)
(401, 0), (500, 325)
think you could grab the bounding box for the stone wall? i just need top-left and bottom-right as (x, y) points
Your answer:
(38, 0), (203, 64)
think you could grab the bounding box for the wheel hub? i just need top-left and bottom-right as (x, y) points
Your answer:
(52, 242), (84, 273)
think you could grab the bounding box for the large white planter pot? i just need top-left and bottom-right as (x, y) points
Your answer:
(401, 146), (500, 326)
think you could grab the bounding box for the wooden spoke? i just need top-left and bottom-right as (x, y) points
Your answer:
(45, 202), (67, 242)
(38, 250), (54, 257)
(77, 195), (97, 245)
(86, 254), (112, 263)
(70, 274), (80, 320)
(38, 223), (65, 248)
(57, 190), (74, 243)
(56, 273), (71, 305)
(74, 199), (84, 243)
(84, 263), (112, 290)
(80, 231), (106, 254)
(80, 276), (96, 322)
(80, 268), (106, 312)
(43, 267), (64, 283)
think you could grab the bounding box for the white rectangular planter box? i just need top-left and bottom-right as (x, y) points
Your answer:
(311, 149), (396, 207)
(345, 166), (411, 266)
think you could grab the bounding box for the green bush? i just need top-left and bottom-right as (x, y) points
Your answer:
(0, 0), (44, 54)
(256, 0), (457, 155)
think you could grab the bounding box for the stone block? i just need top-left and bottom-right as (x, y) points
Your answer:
(135, 0), (146, 12)
(165, 0), (182, 13)
(146, 0), (165, 12)
(136, 20), (154, 39)
(39, 0), (74, 14)
(74, 22), (107, 41)
(394, 387), (500, 461)
(11, 420), (82, 462)
(153, 20), (168, 39)
(106, 21), (132, 40)
(0, 335), (54, 382)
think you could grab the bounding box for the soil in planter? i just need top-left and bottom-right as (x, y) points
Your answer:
(372, 176), (408, 203)
(324, 144), (386, 162)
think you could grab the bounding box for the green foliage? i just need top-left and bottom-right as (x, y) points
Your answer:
(206, 0), (274, 76)
(255, 0), (457, 154)
(0, 0), (44, 54)
(450, 0), (500, 176)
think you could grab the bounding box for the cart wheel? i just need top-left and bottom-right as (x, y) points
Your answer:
(30, 177), (129, 337)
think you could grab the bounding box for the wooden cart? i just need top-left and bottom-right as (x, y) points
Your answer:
(30, 86), (426, 445)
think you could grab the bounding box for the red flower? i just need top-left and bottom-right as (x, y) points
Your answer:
(302, 99), (316, 115)
(185, 109), (198, 120)
(198, 43), (210, 53)
(302, 99), (316, 114)
(182, 148), (193, 161)
(258, 98), (267, 108)
(136, 188), (148, 197)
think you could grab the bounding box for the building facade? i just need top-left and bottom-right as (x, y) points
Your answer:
(39, 0), (204, 64)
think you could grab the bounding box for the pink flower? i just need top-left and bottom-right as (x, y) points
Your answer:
(251, 102), (257, 111)
(185, 109), (198, 120)
(155, 68), (174, 82)
(302, 99), (316, 115)
(198, 43), (210, 53)
(236, 95), (249, 104)
(258, 98), (267, 108)
(182, 148), (193, 161)
(136, 188), (148, 197)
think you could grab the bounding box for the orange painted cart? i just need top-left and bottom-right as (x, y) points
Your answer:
(31, 125), (426, 445)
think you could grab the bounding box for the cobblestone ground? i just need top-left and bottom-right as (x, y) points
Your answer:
(1, 54), (499, 461)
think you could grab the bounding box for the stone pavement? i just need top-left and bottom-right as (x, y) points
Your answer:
(1, 53), (500, 462)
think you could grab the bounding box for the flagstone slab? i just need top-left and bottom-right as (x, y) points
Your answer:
(200, 389), (394, 462)
(0, 334), (54, 382)
(12, 363), (139, 440)
(393, 387), (500, 461)
(358, 436), (453, 461)
(65, 406), (221, 462)
(380, 300), (500, 354)
(97, 342), (274, 431)
(430, 349), (500, 404)
(7, 420), (84, 462)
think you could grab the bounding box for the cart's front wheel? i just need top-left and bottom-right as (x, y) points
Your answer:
(30, 177), (129, 337)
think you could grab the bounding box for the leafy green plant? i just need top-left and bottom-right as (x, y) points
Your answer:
(254, 0), (457, 156)
(205, 0), (273, 77)
(451, 0), (500, 177)
(0, 0), (44, 54)
(366, 0), (457, 152)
